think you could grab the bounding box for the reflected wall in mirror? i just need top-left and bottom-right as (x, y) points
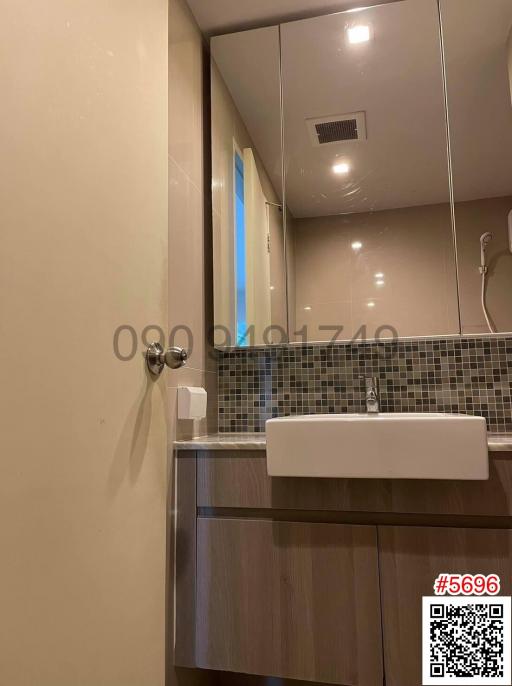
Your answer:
(441, 0), (512, 334)
(211, 27), (288, 347)
(282, 0), (460, 343)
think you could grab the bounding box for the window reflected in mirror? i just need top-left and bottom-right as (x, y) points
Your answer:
(211, 27), (287, 347)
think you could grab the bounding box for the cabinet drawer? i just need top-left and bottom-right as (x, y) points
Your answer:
(196, 451), (389, 511)
(196, 518), (383, 686)
(195, 451), (512, 517)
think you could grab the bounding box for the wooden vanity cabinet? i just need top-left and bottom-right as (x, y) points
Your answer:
(379, 526), (512, 686)
(175, 449), (512, 686)
(195, 518), (383, 686)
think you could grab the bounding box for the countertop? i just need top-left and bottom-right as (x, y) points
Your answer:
(175, 432), (512, 453)
(175, 433), (266, 451)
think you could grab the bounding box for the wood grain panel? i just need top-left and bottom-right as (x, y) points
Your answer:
(216, 672), (338, 686)
(196, 518), (383, 686)
(174, 455), (198, 668)
(389, 454), (512, 516)
(197, 452), (390, 512)
(379, 526), (512, 686)
(197, 452), (512, 517)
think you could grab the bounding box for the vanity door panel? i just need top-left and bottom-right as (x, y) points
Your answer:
(196, 518), (383, 686)
(379, 526), (512, 686)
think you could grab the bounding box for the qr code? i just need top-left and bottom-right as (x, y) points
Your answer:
(423, 597), (511, 684)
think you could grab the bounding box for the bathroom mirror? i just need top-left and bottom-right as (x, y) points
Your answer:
(211, 26), (287, 347)
(281, 0), (460, 343)
(441, 0), (512, 335)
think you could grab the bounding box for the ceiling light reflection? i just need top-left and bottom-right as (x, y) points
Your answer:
(347, 25), (371, 44)
(333, 162), (350, 175)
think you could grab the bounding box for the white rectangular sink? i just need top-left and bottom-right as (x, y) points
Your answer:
(266, 413), (488, 480)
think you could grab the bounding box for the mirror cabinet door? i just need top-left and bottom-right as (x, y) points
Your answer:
(441, 0), (512, 335)
(281, 0), (460, 344)
(211, 27), (287, 347)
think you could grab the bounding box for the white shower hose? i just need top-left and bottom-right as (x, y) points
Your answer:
(480, 267), (496, 334)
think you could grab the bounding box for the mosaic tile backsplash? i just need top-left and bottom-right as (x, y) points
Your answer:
(217, 336), (512, 433)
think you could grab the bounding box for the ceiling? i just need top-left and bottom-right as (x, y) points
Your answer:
(188, 0), (398, 37)
(211, 0), (512, 218)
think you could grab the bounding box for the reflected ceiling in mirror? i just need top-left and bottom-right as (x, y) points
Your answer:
(281, 0), (460, 342)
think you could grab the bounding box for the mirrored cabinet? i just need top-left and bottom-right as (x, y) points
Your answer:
(210, 0), (512, 348)
(211, 27), (285, 347)
(441, 0), (512, 335)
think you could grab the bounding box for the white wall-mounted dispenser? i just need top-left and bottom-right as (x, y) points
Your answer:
(178, 386), (207, 420)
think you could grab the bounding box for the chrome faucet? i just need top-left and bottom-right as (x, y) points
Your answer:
(365, 377), (379, 414)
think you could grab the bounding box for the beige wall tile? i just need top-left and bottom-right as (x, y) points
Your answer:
(455, 196), (512, 334)
(294, 203), (460, 340)
(168, 0), (215, 402)
(294, 300), (353, 342)
(168, 156), (207, 369)
(169, 0), (204, 190)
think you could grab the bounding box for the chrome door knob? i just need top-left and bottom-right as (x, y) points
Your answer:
(146, 342), (188, 376)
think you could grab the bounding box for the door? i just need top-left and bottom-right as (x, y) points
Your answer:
(196, 518), (383, 686)
(379, 526), (512, 686)
(0, 2), (168, 685)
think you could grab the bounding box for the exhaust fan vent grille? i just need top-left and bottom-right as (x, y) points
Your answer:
(306, 112), (367, 147)
(316, 118), (358, 143)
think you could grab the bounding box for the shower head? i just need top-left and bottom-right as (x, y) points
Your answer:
(480, 231), (493, 247)
(480, 232), (493, 267)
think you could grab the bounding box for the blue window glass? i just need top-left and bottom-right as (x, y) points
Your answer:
(234, 151), (247, 346)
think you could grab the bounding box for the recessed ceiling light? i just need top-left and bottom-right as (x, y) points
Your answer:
(270, 286), (275, 291)
(375, 279), (385, 287)
(367, 301), (376, 308)
(333, 162), (350, 175)
(347, 25), (371, 44)
(304, 306), (312, 311)
(374, 272), (384, 279)
(351, 241), (363, 251)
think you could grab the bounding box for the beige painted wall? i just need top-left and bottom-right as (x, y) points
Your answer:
(293, 203), (460, 341)
(211, 60), (287, 345)
(455, 196), (512, 334)
(0, 1), (168, 685)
